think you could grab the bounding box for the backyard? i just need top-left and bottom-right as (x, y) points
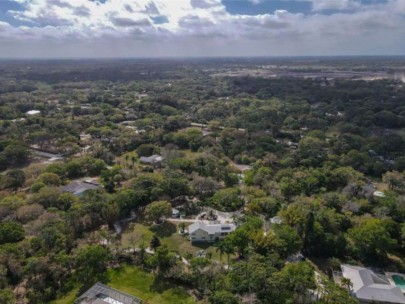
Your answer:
(120, 221), (224, 261)
(49, 265), (198, 304)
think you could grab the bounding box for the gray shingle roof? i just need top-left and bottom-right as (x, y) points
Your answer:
(75, 282), (142, 304)
(62, 181), (100, 195)
(139, 155), (163, 164)
(342, 264), (405, 304)
(189, 221), (236, 234)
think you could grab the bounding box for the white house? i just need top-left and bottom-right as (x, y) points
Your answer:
(189, 221), (236, 243)
(340, 264), (405, 304)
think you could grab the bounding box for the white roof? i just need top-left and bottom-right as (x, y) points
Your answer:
(189, 221), (236, 234)
(26, 110), (41, 115)
(342, 264), (405, 304)
(373, 191), (386, 198)
(140, 154), (163, 164)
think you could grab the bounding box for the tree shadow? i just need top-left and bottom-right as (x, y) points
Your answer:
(190, 242), (214, 250)
(149, 221), (177, 238)
(150, 275), (174, 293)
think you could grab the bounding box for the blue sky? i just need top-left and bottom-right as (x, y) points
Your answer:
(0, 0), (403, 58)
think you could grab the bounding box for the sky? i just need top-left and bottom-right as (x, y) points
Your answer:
(0, 0), (404, 58)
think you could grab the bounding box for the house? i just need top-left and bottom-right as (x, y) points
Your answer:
(373, 191), (386, 198)
(270, 216), (283, 225)
(337, 264), (405, 304)
(139, 155), (164, 165)
(26, 110), (41, 115)
(62, 180), (101, 196)
(172, 208), (180, 218)
(189, 221), (236, 242)
(75, 282), (142, 304)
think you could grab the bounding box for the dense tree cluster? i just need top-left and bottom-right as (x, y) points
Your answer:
(0, 58), (405, 303)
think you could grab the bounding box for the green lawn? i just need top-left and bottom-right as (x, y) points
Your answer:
(121, 221), (225, 261)
(49, 265), (198, 304)
(48, 288), (79, 304)
(108, 265), (197, 304)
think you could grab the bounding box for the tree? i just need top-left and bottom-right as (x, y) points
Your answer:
(210, 290), (240, 304)
(0, 288), (16, 304)
(269, 262), (316, 303)
(38, 172), (61, 186)
(2, 169), (26, 192)
(101, 202), (119, 229)
(347, 218), (397, 261)
(148, 245), (176, 276)
(1, 143), (30, 167)
(76, 245), (110, 287)
(320, 278), (357, 304)
(340, 277), (353, 291)
(227, 227), (250, 258)
(210, 188), (244, 212)
(150, 235), (161, 252)
(0, 221), (25, 244)
(383, 171), (405, 191)
(144, 201), (172, 224)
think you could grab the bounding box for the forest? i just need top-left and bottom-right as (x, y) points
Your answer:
(0, 57), (405, 304)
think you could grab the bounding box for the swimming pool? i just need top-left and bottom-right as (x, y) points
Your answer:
(392, 275), (405, 290)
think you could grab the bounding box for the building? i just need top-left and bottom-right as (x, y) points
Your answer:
(337, 264), (405, 304)
(189, 221), (236, 242)
(62, 180), (101, 196)
(26, 110), (41, 115)
(172, 208), (180, 218)
(139, 154), (164, 165)
(75, 282), (142, 304)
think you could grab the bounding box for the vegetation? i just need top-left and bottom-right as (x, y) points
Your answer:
(1, 58), (405, 303)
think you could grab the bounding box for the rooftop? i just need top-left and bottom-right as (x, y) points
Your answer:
(26, 110), (41, 115)
(62, 180), (101, 196)
(189, 221), (236, 234)
(341, 264), (405, 304)
(75, 282), (142, 304)
(139, 154), (163, 164)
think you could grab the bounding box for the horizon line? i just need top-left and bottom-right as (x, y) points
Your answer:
(1, 55), (405, 61)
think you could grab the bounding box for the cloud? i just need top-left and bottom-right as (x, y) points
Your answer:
(310, 0), (362, 11)
(0, 0), (404, 57)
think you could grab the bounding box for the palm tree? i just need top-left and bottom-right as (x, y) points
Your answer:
(340, 277), (353, 292)
(216, 240), (234, 269)
(216, 241), (226, 262)
(150, 235), (161, 252)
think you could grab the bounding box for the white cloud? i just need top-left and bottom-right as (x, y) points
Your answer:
(0, 0), (404, 57)
(310, 0), (362, 11)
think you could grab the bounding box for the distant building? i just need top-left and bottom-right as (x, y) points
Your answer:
(26, 110), (41, 115)
(75, 282), (142, 304)
(233, 164), (252, 172)
(172, 208), (180, 218)
(336, 264), (405, 304)
(62, 180), (101, 196)
(270, 216), (283, 225)
(189, 221), (236, 242)
(139, 154), (164, 165)
(373, 191), (386, 198)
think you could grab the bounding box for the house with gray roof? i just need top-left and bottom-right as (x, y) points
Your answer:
(189, 221), (236, 243)
(339, 264), (405, 304)
(61, 180), (101, 196)
(75, 282), (142, 304)
(139, 154), (164, 165)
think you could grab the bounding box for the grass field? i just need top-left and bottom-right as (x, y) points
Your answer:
(121, 221), (224, 261)
(49, 288), (79, 304)
(49, 265), (198, 304)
